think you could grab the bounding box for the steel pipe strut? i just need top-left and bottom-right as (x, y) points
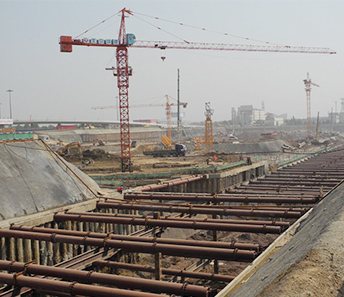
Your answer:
(123, 193), (317, 204)
(0, 272), (169, 297)
(97, 201), (303, 217)
(0, 260), (212, 297)
(0, 229), (257, 260)
(53, 213), (282, 234)
(94, 260), (235, 282)
(11, 225), (261, 251)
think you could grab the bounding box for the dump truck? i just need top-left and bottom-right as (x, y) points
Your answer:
(143, 144), (187, 157)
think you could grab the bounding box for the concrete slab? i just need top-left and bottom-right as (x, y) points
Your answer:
(0, 140), (100, 221)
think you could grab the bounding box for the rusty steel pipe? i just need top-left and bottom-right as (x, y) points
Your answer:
(97, 201), (302, 218)
(123, 193), (317, 204)
(125, 192), (316, 198)
(11, 225), (261, 251)
(81, 211), (292, 227)
(0, 260), (211, 297)
(54, 212), (282, 233)
(227, 189), (322, 195)
(0, 272), (169, 297)
(114, 201), (311, 211)
(94, 212), (294, 227)
(0, 229), (257, 260)
(94, 260), (235, 282)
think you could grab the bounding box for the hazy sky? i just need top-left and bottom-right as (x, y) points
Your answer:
(1, 0), (343, 123)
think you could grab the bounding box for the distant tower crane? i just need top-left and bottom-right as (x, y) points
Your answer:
(60, 8), (335, 172)
(92, 95), (187, 143)
(205, 102), (214, 153)
(303, 72), (319, 137)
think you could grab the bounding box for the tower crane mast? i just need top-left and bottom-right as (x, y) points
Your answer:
(303, 72), (319, 137)
(59, 8), (335, 172)
(205, 102), (214, 153)
(92, 96), (187, 143)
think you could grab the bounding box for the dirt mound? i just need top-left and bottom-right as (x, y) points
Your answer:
(82, 149), (120, 161)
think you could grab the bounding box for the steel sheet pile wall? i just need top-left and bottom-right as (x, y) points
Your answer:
(0, 148), (343, 296)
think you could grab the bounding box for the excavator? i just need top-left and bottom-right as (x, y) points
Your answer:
(56, 141), (82, 157)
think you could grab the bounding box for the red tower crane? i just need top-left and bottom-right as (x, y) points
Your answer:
(59, 8), (335, 172)
(303, 72), (320, 137)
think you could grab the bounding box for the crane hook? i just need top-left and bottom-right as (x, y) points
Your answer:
(161, 56), (166, 62)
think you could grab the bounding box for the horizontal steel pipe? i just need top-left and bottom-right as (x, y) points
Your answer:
(11, 225), (261, 251)
(0, 260), (211, 297)
(97, 201), (301, 218)
(54, 213), (282, 233)
(125, 192), (316, 198)
(94, 260), (235, 282)
(0, 272), (168, 297)
(251, 180), (337, 186)
(227, 189), (322, 195)
(86, 212), (292, 227)
(0, 229), (257, 260)
(123, 193), (317, 204)
(119, 201), (311, 212)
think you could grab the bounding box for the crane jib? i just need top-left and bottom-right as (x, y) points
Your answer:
(60, 36), (335, 55)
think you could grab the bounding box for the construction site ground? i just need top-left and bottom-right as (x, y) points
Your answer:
(63, 137), (344, 297)
(2, 134), (344, 296)
(64, 139), (305, 176)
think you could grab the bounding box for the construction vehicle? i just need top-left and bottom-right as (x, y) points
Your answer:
(56, 142), (82, 157)
(161, 134), (173, 149)
(143, 143), (187, 157)
(60, 8), (335, 172)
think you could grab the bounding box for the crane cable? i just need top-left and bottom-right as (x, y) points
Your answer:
(74, 10), (121, 39)
(71, 9), (284, 47)
(130, 12), (190, 43)
(131, 10), (286, 47)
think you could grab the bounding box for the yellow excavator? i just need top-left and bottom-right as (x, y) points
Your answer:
(57, 141), (82, 157)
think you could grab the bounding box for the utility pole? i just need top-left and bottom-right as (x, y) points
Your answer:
(6, 89), (13, 120)
(177, 69), (181, 143)
(231, 107), (236, 134)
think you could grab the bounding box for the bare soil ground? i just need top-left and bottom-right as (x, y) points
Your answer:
(66, 147), (241, 175)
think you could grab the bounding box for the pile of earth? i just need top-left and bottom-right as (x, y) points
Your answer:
(82, 149), (120, 161)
